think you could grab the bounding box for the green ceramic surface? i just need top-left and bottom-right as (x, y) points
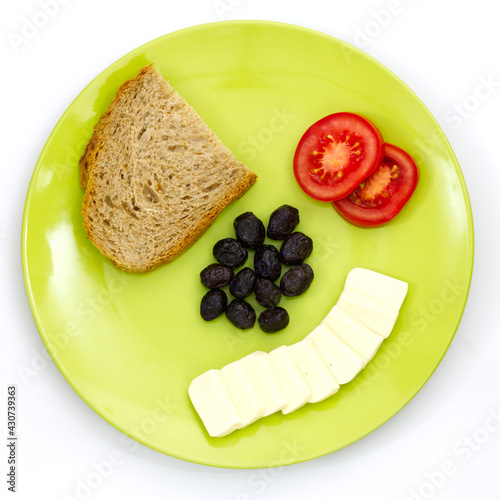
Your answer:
(22, 21), (473, 468)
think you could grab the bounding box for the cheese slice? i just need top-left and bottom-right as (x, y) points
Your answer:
(336, 289), (398, 338)
(239, 351), (287, 417)
(188, 369), (243, 437)
(221, 360), (265, 428)
(345, 267), (408, 310)
(307, 323), (365, 383)
(323, 305), (383, 362)
(269, 346), (311, 414)
(288, 338), (340, 403)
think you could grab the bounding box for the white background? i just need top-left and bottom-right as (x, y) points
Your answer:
(2, 1), (500, 499)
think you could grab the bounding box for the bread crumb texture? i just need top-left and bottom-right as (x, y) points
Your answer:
(80, 65), (257, 273)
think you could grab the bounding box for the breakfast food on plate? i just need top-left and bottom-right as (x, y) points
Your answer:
(254, 245), (282, 281)
(293, 113), (384, 202)
(293, 112), (418, 227)
(234, 212), (266, 249)
(258, 306), (290, 333)
(267, 205), (300, 240)
(229, 268), (256, 299)
(268, 346), (312, 415)
(239, 351), (287, 417)
(188, 370), (244, 438)
(80, 64), (257, 273)
(200, 289), (228, 321)
(333, 143), (419, 228)
(199, 206), (314, 332)
(200, 264), (234, 289)
(189, 267), (408, 437)
(288, 338), (340, 403)
(213, 238), (248, 268)
(225, 299), (256, 330)
(254, 279), (281, 308)
(279, 264), (314, 297)
(279, 232), (313, 265)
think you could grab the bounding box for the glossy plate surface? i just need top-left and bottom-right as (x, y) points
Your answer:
(22, 21), (473, 468)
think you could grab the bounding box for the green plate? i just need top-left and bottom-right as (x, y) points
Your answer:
(22, 21), (473, 468)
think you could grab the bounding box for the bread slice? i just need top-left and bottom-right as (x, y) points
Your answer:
(80, 65), (257, 273)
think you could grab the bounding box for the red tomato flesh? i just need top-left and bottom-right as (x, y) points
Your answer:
(333, 143), (419, 227)
(293, 112), (384, 201)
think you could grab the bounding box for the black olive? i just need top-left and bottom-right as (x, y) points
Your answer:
(280, 232), (313, 265)
(225, 299), (256, 330)
(234, 212), (265, 249)
(229, 267), (256, 299)
(200, 289), (227, 321)
(258, 307), (289, 333)
(254, 279), (281, 307)
(267, 205), (300, 240)
(254, 244), (282, 281)
(200, 263), (234, 289)
(280, 264), (314, 296)
(213, 238), (248, 267)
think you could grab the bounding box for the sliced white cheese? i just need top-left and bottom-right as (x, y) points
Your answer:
(188, 369), (243, 437)
(189, 268), (410, 437)
(344, 267), (408, 310)
(269, 345), (311, 415)
(239, 351), (287, 417)
(307, 323), (365, 384)
(336, 289), (398, 338)
(288, 338), (340, 403)
(323, 305), (383, 362)
(221, 360), (265, 428)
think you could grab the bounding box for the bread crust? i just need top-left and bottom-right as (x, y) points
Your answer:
(80, 65), (257, 273)
(79, 67), (150, 189)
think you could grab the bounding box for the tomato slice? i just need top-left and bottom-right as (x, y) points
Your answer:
(333, 143), (419, 227)
(293, 112), (384, 201)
